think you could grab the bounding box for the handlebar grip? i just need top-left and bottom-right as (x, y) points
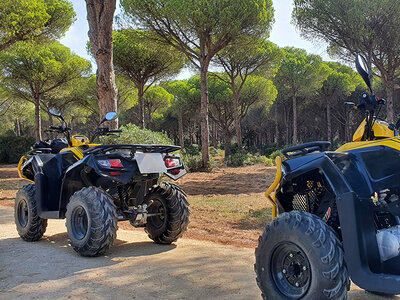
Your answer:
(49, 126), (60, 130)
(109, 130), (122, 133)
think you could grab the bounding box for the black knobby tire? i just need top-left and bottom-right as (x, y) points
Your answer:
(145, 182), (190, 244)
(15, 184), (48, 241)
(66, 187), (118, 257)
(255, 211), (349, 300)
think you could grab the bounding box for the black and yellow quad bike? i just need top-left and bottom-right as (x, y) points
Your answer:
(16, 111), (189, 257)
(255, 55), (400, 299)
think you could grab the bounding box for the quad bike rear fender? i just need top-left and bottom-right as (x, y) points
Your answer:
(58, 152), (177, 217)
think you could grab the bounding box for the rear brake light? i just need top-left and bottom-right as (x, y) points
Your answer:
(98, 159), (123, 168)
(165, 158), (180, 168)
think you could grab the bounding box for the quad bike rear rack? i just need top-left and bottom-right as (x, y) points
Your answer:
(83, 144), (181, 155)
(282, 141), (331, 158)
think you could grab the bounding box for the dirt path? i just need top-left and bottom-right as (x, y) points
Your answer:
(0, 164), (275, 248)
(0, 206), (396, 300)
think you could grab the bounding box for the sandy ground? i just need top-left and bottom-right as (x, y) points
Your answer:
(0, 206), (398, 300)
(0, 164), (275, 248)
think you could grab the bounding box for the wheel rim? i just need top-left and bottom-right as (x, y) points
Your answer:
(147, 199), (166, 229)
(70, 205), (88, 240)
(270, 242), (311, 299)
(17, 199), (29, 227)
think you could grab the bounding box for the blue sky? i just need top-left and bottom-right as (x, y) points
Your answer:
(60, 0), (331, 76)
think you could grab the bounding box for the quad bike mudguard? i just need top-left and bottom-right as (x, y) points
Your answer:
(268, 147), (400, 294)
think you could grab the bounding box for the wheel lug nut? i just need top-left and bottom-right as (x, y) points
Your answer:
(282, 269), (287, 274)
(289, 253), (293, 258)
(303, 266), (307, 271)
(295, 282), (300, 287)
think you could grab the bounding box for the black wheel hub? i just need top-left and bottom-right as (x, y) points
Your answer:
(17, 199), (29, 227)
(70, 205), (88, 240)
(271, 242), (311, 299)
(147, 199), (166, 229)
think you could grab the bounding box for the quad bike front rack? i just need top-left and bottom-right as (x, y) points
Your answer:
(265, 156), (282, 219)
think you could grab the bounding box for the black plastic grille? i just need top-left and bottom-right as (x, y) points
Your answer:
(292, 188), (319, 213)
(292, 193), (308, 211)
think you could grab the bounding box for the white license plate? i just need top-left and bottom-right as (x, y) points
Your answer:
(135, 153), (167, 174)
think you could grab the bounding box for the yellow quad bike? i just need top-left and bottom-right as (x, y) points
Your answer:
(255, 55), (400, 299)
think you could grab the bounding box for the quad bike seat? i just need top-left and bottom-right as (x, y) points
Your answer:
(34, 138), (68, 154)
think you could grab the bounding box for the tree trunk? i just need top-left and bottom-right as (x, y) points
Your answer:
(385, 80), (395, 123)
(224, 131), (231, 159)
(327, 98), (332, 144)
(147, 106), (152, 129)
(34, 96), (42, 141)
(345, 110), (351, 142)
(14, 118), (21, 136)
(137, 85), (145, 129)
(231, 80), (242, 149)
(274, 102), (279, 146)
(211, 120), (218, 147)
(292, 93), (297, 144)
(282, 103), (289, 145)
(85, 0), (118, 129)
(48, 111), (54, 126)
(200, 58), (210, 168)
(178, 108), (184, 150)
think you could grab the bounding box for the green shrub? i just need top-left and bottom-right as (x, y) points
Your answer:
(261, 144), (278, 156)
(257, 155), (274, 167)
(183, 154), (211, 172)
(101, 123), (172, 145)
(184, 143), (201, 156)
(226, 152), (249, 167)
(0, 135), (35, 163)
(269, 150), (285, 161)
(209, 146), (218, 156)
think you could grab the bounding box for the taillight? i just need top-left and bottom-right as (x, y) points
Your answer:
(98, 159), (123, 168)
(165, 157), (180, 168)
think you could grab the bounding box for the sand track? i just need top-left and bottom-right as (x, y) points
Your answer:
(0, 206), (397, 299)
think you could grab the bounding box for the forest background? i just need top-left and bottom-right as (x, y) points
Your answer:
(1, 0), (399, 170)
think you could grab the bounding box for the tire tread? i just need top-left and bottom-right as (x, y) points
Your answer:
(255, 211), (349, 300)
(15, 184), (47, 241)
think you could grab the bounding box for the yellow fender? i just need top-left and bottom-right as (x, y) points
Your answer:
(265, 156), (282, 219)
(17, 155), (33, 182)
